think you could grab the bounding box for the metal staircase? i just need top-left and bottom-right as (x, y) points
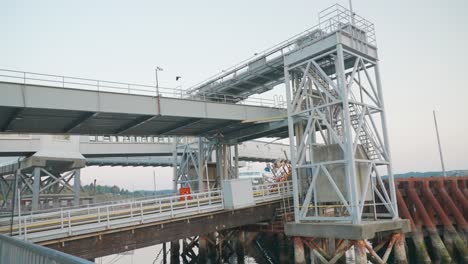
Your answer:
(309, 66), (381, 160)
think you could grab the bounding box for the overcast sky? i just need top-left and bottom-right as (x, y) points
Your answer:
(1, 0), (467, 190)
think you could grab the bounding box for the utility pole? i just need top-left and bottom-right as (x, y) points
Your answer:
(433, 110), (447, 177)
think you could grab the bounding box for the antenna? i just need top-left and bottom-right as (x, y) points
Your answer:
(433, 110), (447, 177)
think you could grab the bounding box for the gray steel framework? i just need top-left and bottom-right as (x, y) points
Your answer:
(283, 6), (397, 224)
(0, 168), (82, 211)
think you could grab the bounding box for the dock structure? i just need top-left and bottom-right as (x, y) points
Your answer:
(0, 3), (465, 264)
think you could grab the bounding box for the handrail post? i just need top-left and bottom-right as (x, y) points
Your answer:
(67, 211), (71, 235)
(106, 207), (110, 228)
(23, 217), (27, 241)
(60, 210), (64, 229)
(170, 197), (174, 217)
(140, 201), (143, 223)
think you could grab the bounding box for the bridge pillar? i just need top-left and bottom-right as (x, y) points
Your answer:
(170, 240), (180, 264)
(236, 231), (245, 264)
(198, 235), (208, 263)
(293, 237), (306, 264)
(354, 240), (368, 264)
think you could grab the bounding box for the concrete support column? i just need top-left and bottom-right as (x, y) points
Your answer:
(236, 231), (245, 264)
(354, 240), (368, 264)
(171, 240), (180, 264)
(32, 167), (41, 211)
(198, 235), (208, 263)
(278, 234), (289, 263)
(73, 169), (81, 207)
(294, 237), (306, 264)
(163, 242), (167, 264)
(394, 234), (408, 264)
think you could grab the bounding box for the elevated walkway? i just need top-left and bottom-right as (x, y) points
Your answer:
(0, 74), (286, 139)
(0, 180), (292, 258)
(0, 135), (289, 160)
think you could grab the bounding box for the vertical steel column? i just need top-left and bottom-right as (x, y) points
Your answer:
(198, 138), (205, 192)
(223, 144), (229, 180)
(336, 44), (360, 224)
(215, 144), (222, 187)
(172, 140), (178, 191)
(374, 63), (399, 218)
(234, 144), (239, 179)
(73, 169), (81, 207)
(32, 167), (41, 211)
(284, 64), (300, 222)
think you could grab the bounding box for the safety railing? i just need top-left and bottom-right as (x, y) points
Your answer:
(0, 69), (284, 108)
(1, 190), (223, 241)
(0, 181), (291, 242)
(252, 180), (293, 203)
(0, 234), (93, 263)
(188, 4), (376, 94)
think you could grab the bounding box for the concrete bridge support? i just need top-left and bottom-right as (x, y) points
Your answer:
(170, 240), (180, 264)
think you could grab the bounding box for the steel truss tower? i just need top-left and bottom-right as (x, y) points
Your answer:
(175, 137), (237, 192)
(284, 6), (398, 224)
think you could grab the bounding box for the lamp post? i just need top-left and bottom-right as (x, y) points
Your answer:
(155, 66), (163, 96)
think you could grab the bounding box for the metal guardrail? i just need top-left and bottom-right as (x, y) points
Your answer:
(0, 69), (285, 108)
(0, 234), (93, 264)
(188, 4), (375, 94)
(2, 190), (224, 241)
(252, 180), (293, 203)
(1, 181), (292, 243)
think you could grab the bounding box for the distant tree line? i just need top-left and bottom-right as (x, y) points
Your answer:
(82, 184), (174, 197)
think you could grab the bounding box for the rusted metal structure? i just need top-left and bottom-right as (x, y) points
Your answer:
(395, 176), (468, 263)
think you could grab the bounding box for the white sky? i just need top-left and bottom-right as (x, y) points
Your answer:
(1, 0), (468, 190)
